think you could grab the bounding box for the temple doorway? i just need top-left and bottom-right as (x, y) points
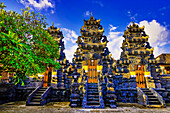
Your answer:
(135, 65), (146, 88)
(88, 59), (97, 83)
(43, 67), (52, 87)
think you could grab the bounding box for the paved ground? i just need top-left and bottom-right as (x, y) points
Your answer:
(0, 101), (170, 113)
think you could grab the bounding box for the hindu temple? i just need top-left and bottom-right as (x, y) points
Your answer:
(0, 14), (170, 108)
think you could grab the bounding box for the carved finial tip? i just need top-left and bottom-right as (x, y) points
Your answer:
(91, 12), (93, 16)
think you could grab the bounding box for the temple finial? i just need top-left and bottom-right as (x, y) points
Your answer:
(90, 12), (94, 20)
(91, 12), (93, 17)
(52, 22), (54, 28)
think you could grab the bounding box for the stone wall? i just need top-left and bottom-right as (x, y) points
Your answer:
(160, 75), (170, 89)
(15, 87), (36, 101)
(0, 83), (16, 105)
(50, 88), (70, 102)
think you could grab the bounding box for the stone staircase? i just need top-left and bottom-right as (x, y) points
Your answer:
(141, 88), (161, 106)
(140, 88), (165, 108)
(26, 87), (47, 106)
(83, 83), (104, 108)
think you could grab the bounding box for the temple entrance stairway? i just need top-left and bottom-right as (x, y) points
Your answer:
(142, 88), (161, 106)
(83, 83), (104, 108)
(137, 87), (166, 108)
(26, 86), (51, 106)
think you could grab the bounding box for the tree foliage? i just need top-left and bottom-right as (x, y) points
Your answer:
(0, 2), (60, 85)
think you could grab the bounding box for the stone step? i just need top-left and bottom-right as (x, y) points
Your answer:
(87, 96), (99, 99)
(34, 93), (42, 96)
(88, 87), (98, 89)
(87, 98), (99, 101)
(87, 92), (99, 94)
(31, 99), (41, 102)
(108, 99), (116, 103)
(87, 101), (100, 105)
(87, 89), (98, 92)
(141, 89), (149, 91)
(106, 94), (116, 97)
(39, 88), (47, 91)
(70, 104), (77, 107)
(87, 95), (99, 98)
(147, 95), (156, 98)
(148, 98), (159, 101)
(110, 104), (117, 108)
(27, 102), (41, 106)
(142, 90), (151, 93)
(38, 90), (46, 92)
(36, 91), (45, 93)
(88, 84), (98, 88)
(70, 99), (80, 102)
(40, 87), (47, 89)
(145, 92), (153, 95)
(149, 101), (161, 105)
(84, 105), (103, 109)
(88, 84), (98, 86)
(32, 96), (41, 99)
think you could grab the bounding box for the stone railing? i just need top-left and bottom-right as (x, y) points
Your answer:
(98, 77), (105, 108)
(82, 77), (88, 108)
(41, 86), (52, 105)
(150, 88), (166, 108)
(137, 87), (148, 107)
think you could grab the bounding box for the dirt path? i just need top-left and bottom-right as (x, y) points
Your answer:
(0, 101), (170, 113)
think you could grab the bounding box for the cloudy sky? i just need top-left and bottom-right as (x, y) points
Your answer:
(2, 0), (170, 62)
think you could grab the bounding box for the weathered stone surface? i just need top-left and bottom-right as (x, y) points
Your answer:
(0, 101), (170, 113)
(0, 83), (16, 105)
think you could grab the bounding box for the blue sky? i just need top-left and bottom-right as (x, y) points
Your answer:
(2, 0), (170, 62)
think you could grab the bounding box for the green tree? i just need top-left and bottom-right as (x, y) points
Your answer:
(0, 2), (60, 85)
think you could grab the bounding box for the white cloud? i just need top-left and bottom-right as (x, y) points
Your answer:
(159, 6), (167, 11)
(61, 28), (78, 62)
(107, 25), (124, 60)
(51, 10), (54, 14)
(84, 11), (90, 17)
(127, 11), (138, 21)
(92, 1), (104, 7)
(109, 24), (117, 32)
(61, 28), (78, 44)
(16, 0), (20, 3)
(138, 20), (170, 57)
(64, 45), (78, 62)
(130, 13), (138, 21)
(20, 0), (54, 10)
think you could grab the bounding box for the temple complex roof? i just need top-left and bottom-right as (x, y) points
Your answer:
(156, 53), (170, 64)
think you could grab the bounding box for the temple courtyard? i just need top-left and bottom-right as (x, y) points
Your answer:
(0, 101), (170, 113)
